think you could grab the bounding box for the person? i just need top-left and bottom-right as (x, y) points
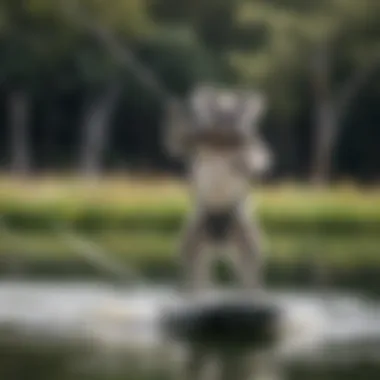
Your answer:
(163, 85), (273, 294)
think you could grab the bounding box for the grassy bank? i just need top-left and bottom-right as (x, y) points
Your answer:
(0, 176), (379, 275)
(1, 230), (379, 266)
(0, 176), (379, 234)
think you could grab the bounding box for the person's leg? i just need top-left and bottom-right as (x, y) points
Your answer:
(178, 208), (210, 294)
(230, 205), (264, 290)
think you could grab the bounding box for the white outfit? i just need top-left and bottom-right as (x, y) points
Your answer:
(189, 147), (251, 210)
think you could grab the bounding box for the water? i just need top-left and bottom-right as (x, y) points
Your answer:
(0, 280), (380, 379)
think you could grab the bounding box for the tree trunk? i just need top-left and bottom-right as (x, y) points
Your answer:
(275, 117), (296, 181)
(311, 97), (337, 187)
(310, 43), (335, 187)
(8, 89), (31, 178)
(310, 42), (380, 187)
(79, 82), (122, 178)
(43, 97), (60, 171)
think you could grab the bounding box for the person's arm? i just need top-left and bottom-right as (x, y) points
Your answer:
(246, 138), (273, 176)
(231, 138), (273, 179)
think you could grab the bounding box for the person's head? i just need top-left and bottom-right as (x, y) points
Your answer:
(163, 84), (267, 157)
(187, 84), (266, 149)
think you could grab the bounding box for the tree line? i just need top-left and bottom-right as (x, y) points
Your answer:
(0, 0), (379, 184)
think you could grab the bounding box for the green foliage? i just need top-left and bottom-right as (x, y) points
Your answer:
(0, 179), (379, 234)
(0, 0), (378, 179)
(0, 0), (378, 95)
(0, 179), (379, 275)
(2, 200), (380, 234)
(3, 231), (380, 270)
(225, 0), (380, 115)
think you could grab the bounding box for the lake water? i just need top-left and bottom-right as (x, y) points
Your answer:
(0, 280), (380, 380)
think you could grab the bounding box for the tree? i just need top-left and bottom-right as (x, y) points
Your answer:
(228, 0), (380, 185)
(59, 0), (155, 178)
(0, 0), (78, 176)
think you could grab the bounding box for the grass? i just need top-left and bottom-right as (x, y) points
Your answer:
(0, 175), (379, 233)
(1, 230), (379, 267)
(0, 175), (379, 270)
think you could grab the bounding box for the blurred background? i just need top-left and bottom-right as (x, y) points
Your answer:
(0, 0), (379, 380)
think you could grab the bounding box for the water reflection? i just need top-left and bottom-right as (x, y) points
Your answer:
(1, 335), (379, 380)
(0, 281), (380, 380)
